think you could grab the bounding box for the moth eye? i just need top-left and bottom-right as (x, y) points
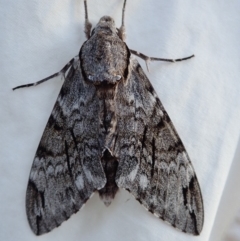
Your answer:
(115, 75), (121, 80)
(88, 75), (94, 81)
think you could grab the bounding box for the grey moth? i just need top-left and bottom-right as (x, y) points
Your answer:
(14, 0), (204, 236)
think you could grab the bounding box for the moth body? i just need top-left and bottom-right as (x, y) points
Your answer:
(80, 16), (131, 206)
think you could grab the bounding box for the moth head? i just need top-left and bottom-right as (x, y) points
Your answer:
(92, 16), (117, 36)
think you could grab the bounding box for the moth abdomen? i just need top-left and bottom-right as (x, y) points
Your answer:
(98, 149), (119, 206)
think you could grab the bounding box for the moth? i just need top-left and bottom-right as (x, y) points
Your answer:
(14, 0), (204, 236)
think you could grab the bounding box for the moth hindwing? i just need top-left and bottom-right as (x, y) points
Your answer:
(14, 0), (204, 236)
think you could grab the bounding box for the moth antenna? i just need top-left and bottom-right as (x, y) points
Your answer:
(84, 0), (92, 39)
(118, 0), (127, 41)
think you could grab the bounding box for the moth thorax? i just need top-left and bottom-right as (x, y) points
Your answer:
(79, 24), (129, 87)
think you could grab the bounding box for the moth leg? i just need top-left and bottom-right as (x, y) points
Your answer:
(118, 0), (127, 41)
(13, 57), (75, 91)
(84, 0), (92, 39)
(130, 49), (194, 71)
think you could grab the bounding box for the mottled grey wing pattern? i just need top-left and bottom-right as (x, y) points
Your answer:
(114, 58), (204, 235)
(26, 58), (106, 235)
